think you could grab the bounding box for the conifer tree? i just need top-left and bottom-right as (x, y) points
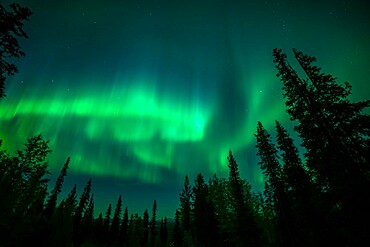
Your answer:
(142, 209), (149, 247)
(73, 179), (92, 245)
(119, 207), (129, 246)
(192, 173), (208, 246)
(179, 175), (192, 247)
(76, 179), (92, 218)
(50, 185), (77, 247)
(94, 213), (103, 244)
(0, 135), (51, 247)
(110, 195), (123, 245)
(275, 121), (319, 246)
(44, 157), (70, 218)
(130, 213), (143, 246)
(0, 2), (32, 98)
(179, 175), (192, 231)
(159, 217), (168, 247)
(81, 194), (94, 243)
(172, 210), (182, 247)
(227, 150), (261, 247)
(255, 122), (292, 246)
(273, 48), (370, 244)
(104, 203), (112, 229)
(150, 199), (157, 247)
(83, 194), (94, 225)
(208, 174), (231, 245)
(65, 184), (77, 214)
(103, 204), (112, 244)
(16, 135), (51, 216)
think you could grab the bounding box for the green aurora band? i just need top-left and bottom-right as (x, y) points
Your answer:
(0, 71), (282, 185)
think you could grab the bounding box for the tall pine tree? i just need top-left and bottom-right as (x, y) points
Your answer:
(119, 207), (129, 246)
(273, 48), (370, 245)
(110, 195), (123, 245)
(179, 175), (192, 246)
(192, 173), (209, 246)
(142, 209), (149, 247)
(44, 157), (70, 218)
(72, 179), (92, 245)
(227, 150), (262, 247)
(150, 200), (157, 247)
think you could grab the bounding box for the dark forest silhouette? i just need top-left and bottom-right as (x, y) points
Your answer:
(1, 2), (370, 247)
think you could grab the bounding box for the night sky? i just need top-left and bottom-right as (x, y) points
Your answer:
(1, 0), (369, 218)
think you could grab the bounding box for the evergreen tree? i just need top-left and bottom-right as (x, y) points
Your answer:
(0, 2), (32, 98)
(64, 184), (78, 215)
(191, 173), (220, 247)
(49, 185), (77, 247)
(179, 175), (192, 231)
(255, 122), (292, 246)
(192, 173), (208, 246)
(83, 194), (94, 226)
(150, 200), (157, 247)
(94, 213), (103, 244)
(172, 210), (182, 247)
(16, 135), (51, 216)
(275, 121), (319, 246)
(110, 195), (123, 245)
(159, 217), (168, 247)
(119, 207), (129, 246)
(44, 157), (70, 218)
(81, 194), (94, 243)
(208, 174), (232, 246)
(103, 203), (112, 244)
(0, 135), (51, 246)
(179, 175), (192, 247)
(130, 213), (143, 247)
(128, 213), (135, 246)
(142, 209), (149, 247)
(273, 48), (370, 244)
(73, 179), (92, 245)
(76, 179), (92, 220)
(227, 150), (261, 247)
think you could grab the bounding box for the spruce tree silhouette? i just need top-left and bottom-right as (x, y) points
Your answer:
(179, 175), (192, 247)
(227, 150), (262, 247)
(159, 217), (168, 246)
(0, 135), (51, 246)
(119, 206), (129, 246)
(192, 173), (208, 246)
(110, 195), (123, 245)
(150, 199), (157, 247)
(0, 3), (32, 98)
(273, 48), (370, 245)
(73, 179), (92, 245)
(208, 174), (231, 246)
(142, 209), (149, 247)
(103, 203), (112, 244)
(81, 194), (94, 242)
(44, 157), (70, 218)
(172, 209), (182, 247)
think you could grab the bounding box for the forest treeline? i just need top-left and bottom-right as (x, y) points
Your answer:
(1, 2), (370, 247)
(1, 51), (369, 247)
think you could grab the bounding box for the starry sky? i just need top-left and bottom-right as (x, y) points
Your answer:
(1, 0), (369, 218)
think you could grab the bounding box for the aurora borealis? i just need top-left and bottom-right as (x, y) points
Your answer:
(1, 0), (369, 217)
